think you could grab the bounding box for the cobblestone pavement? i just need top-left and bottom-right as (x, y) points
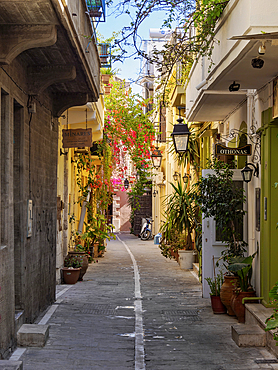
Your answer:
(12, 234), (278, 369)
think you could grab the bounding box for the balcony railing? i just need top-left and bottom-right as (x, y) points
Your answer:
(97, 43), (111, 68)
(86, 0), (105, 22)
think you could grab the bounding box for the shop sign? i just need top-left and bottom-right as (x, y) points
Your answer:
(215, 144), (252, 156)
(62, 128), (92, 148)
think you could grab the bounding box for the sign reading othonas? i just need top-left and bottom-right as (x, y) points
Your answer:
(62, 129), (92, 148)
(215, 144), (252, 156)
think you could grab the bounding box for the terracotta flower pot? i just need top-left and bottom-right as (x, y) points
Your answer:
(231, 290), (256, 323)
(210, 295), (227, 314)
(65, 252), (88, 281)
(62, 268), (81, 284)
(220, 275), (239, 316)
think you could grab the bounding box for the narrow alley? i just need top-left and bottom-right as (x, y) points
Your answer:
(10, 234), (277, 370)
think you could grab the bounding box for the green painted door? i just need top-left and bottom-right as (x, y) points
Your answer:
(261, 108), (278, 305)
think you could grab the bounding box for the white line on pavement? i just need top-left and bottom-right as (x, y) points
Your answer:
(117, 235), (146, 370)
(9, 347), (26, 361)
(56, 285), (72, 299)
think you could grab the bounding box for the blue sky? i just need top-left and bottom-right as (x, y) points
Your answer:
(97, 6), (168, 94)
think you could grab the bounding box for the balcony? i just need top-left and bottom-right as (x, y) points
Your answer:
(0, 0), (101, 114)
(186, 0), (278, 122)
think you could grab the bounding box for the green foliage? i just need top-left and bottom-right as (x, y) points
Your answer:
(159, 180), (200, 254)
(205, 270), (224, 296)
(227, 253), (257, 292)
(64, 257), (82, 269)
(265, 281), (278, 345)
(193, 158), (246, 250)
(81, 214), (115, 249)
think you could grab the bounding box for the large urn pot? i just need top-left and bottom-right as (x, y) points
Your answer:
(231, 290), (256, 323)
(219, 275), (239, 316)
(64, 251), (88, 281)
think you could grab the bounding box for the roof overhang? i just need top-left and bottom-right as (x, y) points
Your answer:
(187, 90), (246, 122)
(187, 34), (278, 122)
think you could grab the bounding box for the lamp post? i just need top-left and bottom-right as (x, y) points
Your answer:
(171, 109), (191, 155)
(151, 147), (162, 169)
(241, 162), (259, 183)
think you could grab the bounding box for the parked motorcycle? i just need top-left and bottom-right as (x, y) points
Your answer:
(140, 217), (153, 241)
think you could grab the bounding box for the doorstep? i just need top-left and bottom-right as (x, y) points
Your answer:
(245, 303), (278, 357)
(0, 361), (23, 370)
(231, 303), (278, 358)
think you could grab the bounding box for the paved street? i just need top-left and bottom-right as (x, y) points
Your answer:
(10, 234), (278, 369)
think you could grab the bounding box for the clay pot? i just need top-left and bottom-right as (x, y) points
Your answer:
(231, 290), (256, 323)
(62, 268), (81, 284)
(101, 74), (111, 85)
(210, 295), (227, 314)
(65, 252), (88, 281)
(220, 275), (239, 315)
(170, 248), (179, 261)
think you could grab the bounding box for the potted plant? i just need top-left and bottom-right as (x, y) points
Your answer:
(81, 214), (115, 258)
(228, 253), (257, 322)
(160, 180), (199, 269)
(62, 257), (81, 284)
(100, 67), (115, 85)
(194, 159), (249, 314)
(205, 271), (227, 314)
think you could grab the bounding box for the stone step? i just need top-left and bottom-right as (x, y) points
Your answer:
(232, 323), (266, 347)
(0, 361), (23, 370)
(245, 303), (278, 357)
(193, 263), (199, 274)
(17, 324), (49, 347)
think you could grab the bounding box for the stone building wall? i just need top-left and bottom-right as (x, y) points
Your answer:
(0, 57), (58, 358)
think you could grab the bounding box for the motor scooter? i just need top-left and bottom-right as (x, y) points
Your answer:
(140, 217), (153, 241)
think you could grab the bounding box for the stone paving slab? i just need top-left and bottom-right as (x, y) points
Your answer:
(10, 234), (278, 369)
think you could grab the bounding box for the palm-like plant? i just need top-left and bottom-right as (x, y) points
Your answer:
(160, 180), (199, 250)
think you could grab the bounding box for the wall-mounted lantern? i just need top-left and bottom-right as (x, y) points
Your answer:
(241, 162), (259, 183)
(151, 147), (162, 169)
(171, 113), (191, 155)
(124, 178), (129, 190)
(182, 174), (191, 183)
(173, 172), (180, 182)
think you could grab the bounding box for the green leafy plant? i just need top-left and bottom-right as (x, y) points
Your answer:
(64, 257), (82, 269)
(81, 214), (115, 250)
(205, 270), (224, 296)
(265, 281), (278, 345)
(194, 158), (247, 265)
(227, 253), (257, 292)
(159, 180), (200, 256)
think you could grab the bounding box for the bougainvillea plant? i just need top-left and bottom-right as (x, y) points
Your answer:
(104, 78), (156, 181)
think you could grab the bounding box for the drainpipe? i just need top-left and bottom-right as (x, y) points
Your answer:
(78, 186), (91, 233)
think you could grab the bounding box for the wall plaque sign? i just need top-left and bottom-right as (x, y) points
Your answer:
(62, 128), (92, 148)
(215, 144), (252, 156)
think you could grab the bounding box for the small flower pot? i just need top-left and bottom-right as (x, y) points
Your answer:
(62, 268), (81, 284)
(210, 295), (227, 314)
(65, 252), (88, 281)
